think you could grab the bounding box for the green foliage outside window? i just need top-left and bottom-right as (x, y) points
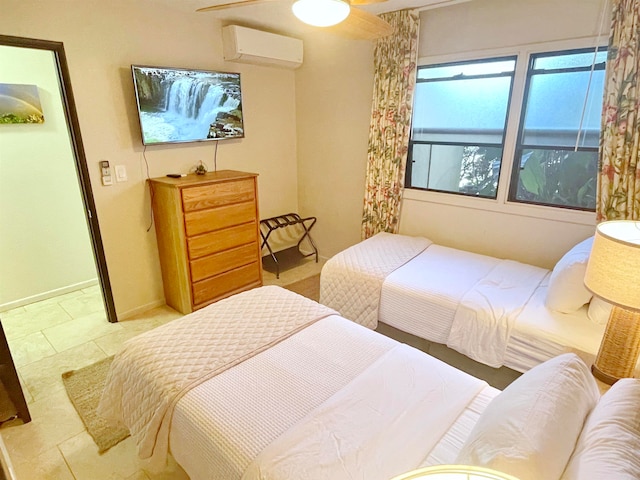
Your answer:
(515, 150), (597, 209)
(460, 146), (502, 198)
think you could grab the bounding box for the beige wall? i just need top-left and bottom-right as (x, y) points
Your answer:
(0, 0), (299, 317)
(295, 32), (374, 259)
(419, 0), (609, 56)
(0, 46), (97, 309)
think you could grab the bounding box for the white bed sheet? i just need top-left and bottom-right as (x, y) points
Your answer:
(378, 245), (609, 373)
(380, 245), (499, 343)
(169, 315), (395, 480)
(169, 315), (496, 480)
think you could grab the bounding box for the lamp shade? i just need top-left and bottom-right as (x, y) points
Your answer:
(292, 0), (350, 27)
(391, 465), (519, 480)
(584, 220), (640, 311)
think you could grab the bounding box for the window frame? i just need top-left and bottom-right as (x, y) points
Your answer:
(403, 37), (605, 227)
(406, 55), (517, 199)
(508, 46), (607, 211)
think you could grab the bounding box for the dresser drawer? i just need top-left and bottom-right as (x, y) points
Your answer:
(192, 262), (261, 306)
(190, 243), (258, 282)
(184, 201), (256, 237)
(182, 178), (255, 212)
(187, 222), (257, 260)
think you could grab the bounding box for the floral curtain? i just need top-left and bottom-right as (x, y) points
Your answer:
(598, 0), (640, 220)
(361, 10), (420, 239)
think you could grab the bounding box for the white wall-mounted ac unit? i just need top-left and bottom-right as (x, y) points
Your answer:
(222, 25), (303, 70)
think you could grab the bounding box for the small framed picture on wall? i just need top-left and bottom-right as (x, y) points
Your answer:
(0, 83), (44, 124)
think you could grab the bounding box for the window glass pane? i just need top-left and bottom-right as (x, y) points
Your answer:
(522, 69), (605, 148)
(408, 56), (514, 197)
(513, 149), (597, 209)
(510, 46), (606, 212)
(411, 144), (502, 198)
(417, 59), (516, 80)
(533, 50), (607, 70)
(412, 75), (512, 144)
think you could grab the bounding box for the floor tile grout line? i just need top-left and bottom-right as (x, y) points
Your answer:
(95, 342), (112, 358)
(57, 442), (79, 480)
(41, 331), (59, 355)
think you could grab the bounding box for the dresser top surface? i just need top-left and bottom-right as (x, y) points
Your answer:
(149, 170), (258, 187)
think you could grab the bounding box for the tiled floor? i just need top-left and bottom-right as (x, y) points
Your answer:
(0, 257), (324, 480)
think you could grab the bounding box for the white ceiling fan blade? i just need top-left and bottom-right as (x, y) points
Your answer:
(329, 7), (393, 40)
(197, 0), (280, 12)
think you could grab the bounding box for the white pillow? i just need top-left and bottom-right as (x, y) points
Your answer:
(456, 353), (600, 480)
(545, 236), (594, 313)
(562, 378), (640, 480)
(587, 296), (613, 326)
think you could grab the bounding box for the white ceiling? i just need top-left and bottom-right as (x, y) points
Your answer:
(157, 0), (471, 39)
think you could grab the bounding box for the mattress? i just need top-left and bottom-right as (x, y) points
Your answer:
(378, 246), (607, 373)
(505, 279), (605, 372)
(420, 386), (499, 466)
(169, 314), (497, 480)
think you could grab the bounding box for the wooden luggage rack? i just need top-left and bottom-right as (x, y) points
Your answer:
(260, 213), (318, 278)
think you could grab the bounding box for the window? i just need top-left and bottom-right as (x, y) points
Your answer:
(407, 57), (516, 198)
(510, 48), (607, 210)
(407, 45), (607, 213)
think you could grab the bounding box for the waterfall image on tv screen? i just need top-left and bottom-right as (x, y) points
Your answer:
(131, 65), (244, 145)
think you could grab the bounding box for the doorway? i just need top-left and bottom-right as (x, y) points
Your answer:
(0, 34), (116, 323)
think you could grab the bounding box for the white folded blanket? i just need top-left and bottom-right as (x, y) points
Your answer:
(447, 260), (548, 367)
(242, 344), (486, 480)
(320, 232), (432, 329)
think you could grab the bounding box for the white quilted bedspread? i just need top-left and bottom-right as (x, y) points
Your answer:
(320, 232), (432, 329)
(97, 286), (337, 465)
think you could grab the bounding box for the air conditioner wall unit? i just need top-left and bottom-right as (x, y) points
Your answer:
(222, 25), (303, 70)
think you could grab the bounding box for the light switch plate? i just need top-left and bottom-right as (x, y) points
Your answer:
(115, 165), (128, 182)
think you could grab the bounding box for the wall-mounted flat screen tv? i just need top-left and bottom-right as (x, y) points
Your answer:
(131, 65), (244, 146)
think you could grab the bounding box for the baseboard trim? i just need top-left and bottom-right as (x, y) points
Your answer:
(0, 279), (99, 313)
(116, 299), (167, 321)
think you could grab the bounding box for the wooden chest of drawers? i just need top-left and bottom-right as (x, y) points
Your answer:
(149, 170), (262, 314)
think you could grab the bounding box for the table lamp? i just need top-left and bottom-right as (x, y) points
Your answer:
(584, 220), (640, 385)
(391, 465), (519, 480)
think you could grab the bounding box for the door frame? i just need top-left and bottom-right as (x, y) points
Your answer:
(0, 34), (117, 323)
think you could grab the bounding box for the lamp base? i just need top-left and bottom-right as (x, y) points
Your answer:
(591, 364), (621, 385)
(591, 306), (640, 385)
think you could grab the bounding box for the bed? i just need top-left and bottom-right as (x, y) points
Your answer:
(98, 286), (640, 480)
(319, 232), (629, 374)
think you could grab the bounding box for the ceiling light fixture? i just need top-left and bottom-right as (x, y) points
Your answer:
(292, 0), (351, 27)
